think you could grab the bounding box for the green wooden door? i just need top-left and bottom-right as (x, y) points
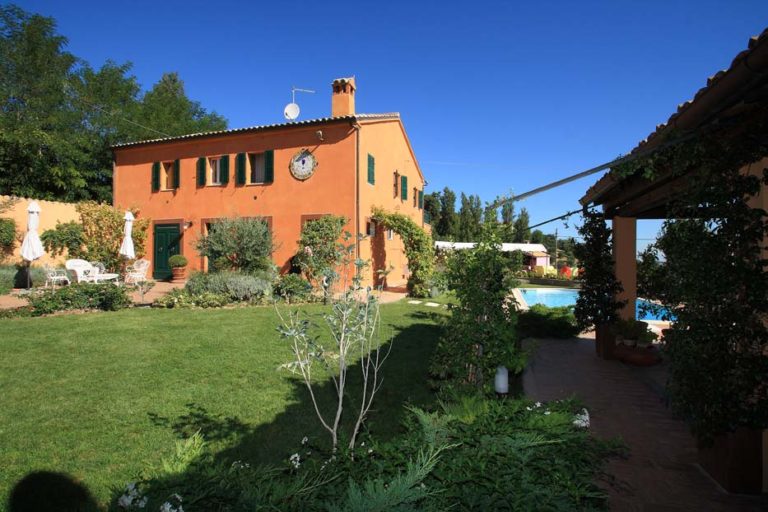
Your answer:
(153, 224), (181, 280)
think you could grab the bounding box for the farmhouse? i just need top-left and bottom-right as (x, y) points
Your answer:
(112, 78), (427, 287)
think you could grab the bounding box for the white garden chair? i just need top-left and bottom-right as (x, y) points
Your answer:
(44, 265), (70, 288)
(125, 259), (150, 284)
(65, 259), (119, 284)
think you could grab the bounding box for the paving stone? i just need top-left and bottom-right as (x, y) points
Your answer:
(523, 337), (768, 511)
(424, 302), (440, 307)
(407, 300), (422, 304)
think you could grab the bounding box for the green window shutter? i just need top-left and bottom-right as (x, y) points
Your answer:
(401, 176), (408, 200)
(197, 157), (206, 187)
(418, 190), (424, 209)
(151, 162), (160, 192)
(367, 154), (375, 185)
(220, 155), (230, 184)
(264, 150), (274, 183)
(173, 159), (181, 189)
(235, 153), (246, 185)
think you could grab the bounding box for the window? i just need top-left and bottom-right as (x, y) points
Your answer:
(393, 171), (399, 198)
(413, 187), (418, 207)
(209, 157), (221, 185)
(367, 154), (375, 185)
(387, 229), (394, 241)
(162, 161), (178, 190)
(249, 153), (266, 184)
(366, 220), (376, 237)
(400, 175), (408, 201)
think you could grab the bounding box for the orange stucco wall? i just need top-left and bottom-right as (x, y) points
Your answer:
(113, 122), (358, 279)
(357, 119), (427, 288)
(0, 195), (80, 266)
(113, 118), (428, 288)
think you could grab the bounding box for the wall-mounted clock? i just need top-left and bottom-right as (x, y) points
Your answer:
(289, 149), (317, 180)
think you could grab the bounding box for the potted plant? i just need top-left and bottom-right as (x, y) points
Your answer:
(168, 254), (188, 283)
(611, 319), (660, 366)
(573, 210), (626, 359)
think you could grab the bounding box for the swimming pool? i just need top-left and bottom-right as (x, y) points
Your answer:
(518, 287), (672, 321)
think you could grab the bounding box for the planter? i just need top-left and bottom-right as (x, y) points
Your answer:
(595, 324), (616, 360)
(698, 428), (763, 494)
(170, 267), (187, 283)
(613, 344), (661, 366)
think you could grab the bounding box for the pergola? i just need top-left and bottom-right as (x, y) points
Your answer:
(579, 28), (768, 321)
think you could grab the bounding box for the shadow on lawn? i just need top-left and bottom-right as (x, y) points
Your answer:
(7, 471), (100, 512)
(147, 310), (442, 469)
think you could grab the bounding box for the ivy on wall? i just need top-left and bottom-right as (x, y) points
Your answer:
(610, 105), (768, 443)
(371, 208), (434, 297)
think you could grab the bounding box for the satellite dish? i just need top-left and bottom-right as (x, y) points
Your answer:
(284, 102), (300, 121)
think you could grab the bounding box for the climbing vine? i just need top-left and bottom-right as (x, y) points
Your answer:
(371, 208), (434, 297)
(610, 105), (768, 443)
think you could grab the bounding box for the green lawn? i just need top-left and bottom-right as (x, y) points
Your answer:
(0, 300), (447, 509)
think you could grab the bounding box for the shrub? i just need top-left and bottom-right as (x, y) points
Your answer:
(0, 218), (16, 252)
(153, 289), (230, 309)
(40, 221), (85, 258)
(112, 397), (616, 511)
(274, 274), (313, 303)
(430, 228), (524, 392)
(168, 254), (188, 268)
(573, 210), (625, 331)
(294, 214), (347, 286)
(185, 271), (275, 303)
(76, 202), (150, 271)
(518, 304), (580, 339)
(197, 217), (273, 273)
(0, 264), (47, 292)
(25, 284), (131, 316)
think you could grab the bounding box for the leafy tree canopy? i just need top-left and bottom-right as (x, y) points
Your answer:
(0, 5), (227, 202)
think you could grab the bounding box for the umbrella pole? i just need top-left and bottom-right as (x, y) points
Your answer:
(27, 260), (31, 289)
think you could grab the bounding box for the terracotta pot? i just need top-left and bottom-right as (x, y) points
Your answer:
(171, 267), (187, 283)
(613, 344), (661, 366)
(698, 428), (763, 494)
(595, 324), (616, 360)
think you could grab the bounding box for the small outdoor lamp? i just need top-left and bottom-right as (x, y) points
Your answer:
(494, 365), (509, 396)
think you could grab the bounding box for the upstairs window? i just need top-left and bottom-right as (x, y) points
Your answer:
(367, 154), (375, 185)
(249, 153), (266, 184)
(413, 187), (418, 207)
(209, 157), (222, 185)
(152, 160), (179, 191)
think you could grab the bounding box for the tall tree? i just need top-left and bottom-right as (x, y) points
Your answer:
(437, 187), (457, 240)
(137, 72), (226, 138)
(501, 201), (514, 224)
(423, 191), (441, 231)
(457, 193), (482, 242)
(512, 208), (531, 243)
(0, 6), (228, 202)
(483, 203), (498, 227)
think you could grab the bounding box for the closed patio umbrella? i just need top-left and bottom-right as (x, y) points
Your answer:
(119, 211), (135, 259)
(20, 201), (45, 288)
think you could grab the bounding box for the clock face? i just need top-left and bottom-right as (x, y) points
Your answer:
(289, 150), (317, 180)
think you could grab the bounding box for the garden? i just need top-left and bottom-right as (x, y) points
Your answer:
(0, 212), (619, 511)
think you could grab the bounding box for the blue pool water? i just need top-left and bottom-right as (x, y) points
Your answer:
(518, 288), (672, 321)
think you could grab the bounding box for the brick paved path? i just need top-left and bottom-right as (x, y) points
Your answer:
(523, 336), (768, 511)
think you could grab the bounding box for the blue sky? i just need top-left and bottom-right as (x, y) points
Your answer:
(16, 0), (768, 249)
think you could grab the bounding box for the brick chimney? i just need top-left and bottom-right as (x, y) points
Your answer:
(331, 77), (356, 117)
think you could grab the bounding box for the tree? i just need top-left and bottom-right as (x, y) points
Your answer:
(294, 215), (347, 288)
(0, 6), (228, 202)
(137, 72), (226, 138)
(500, 200), (515, 241)
(512, 208), (530, 243)
(530, 229), (544, 244)
(436, 187), (457, 240)
(423, 192), (441, 230)
(457, 193), (482, 242)
(196, 217), (274, 273)
(483, 203), (498, 227)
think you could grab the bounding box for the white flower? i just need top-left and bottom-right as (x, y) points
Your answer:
(525, 406), (532, 411)
(544, 411), (551, 415)
(360, 442), (365, 447)
(137, 496), (148, 508)
(573, 408), (590, 428)
(160, 503), (173, 512)
(367, 448), (373, 454)
(535, 401), (542, 408)
(118, 494), (133, 508)
(301, 436), (308, 445)
(289, 452), (301, 469)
